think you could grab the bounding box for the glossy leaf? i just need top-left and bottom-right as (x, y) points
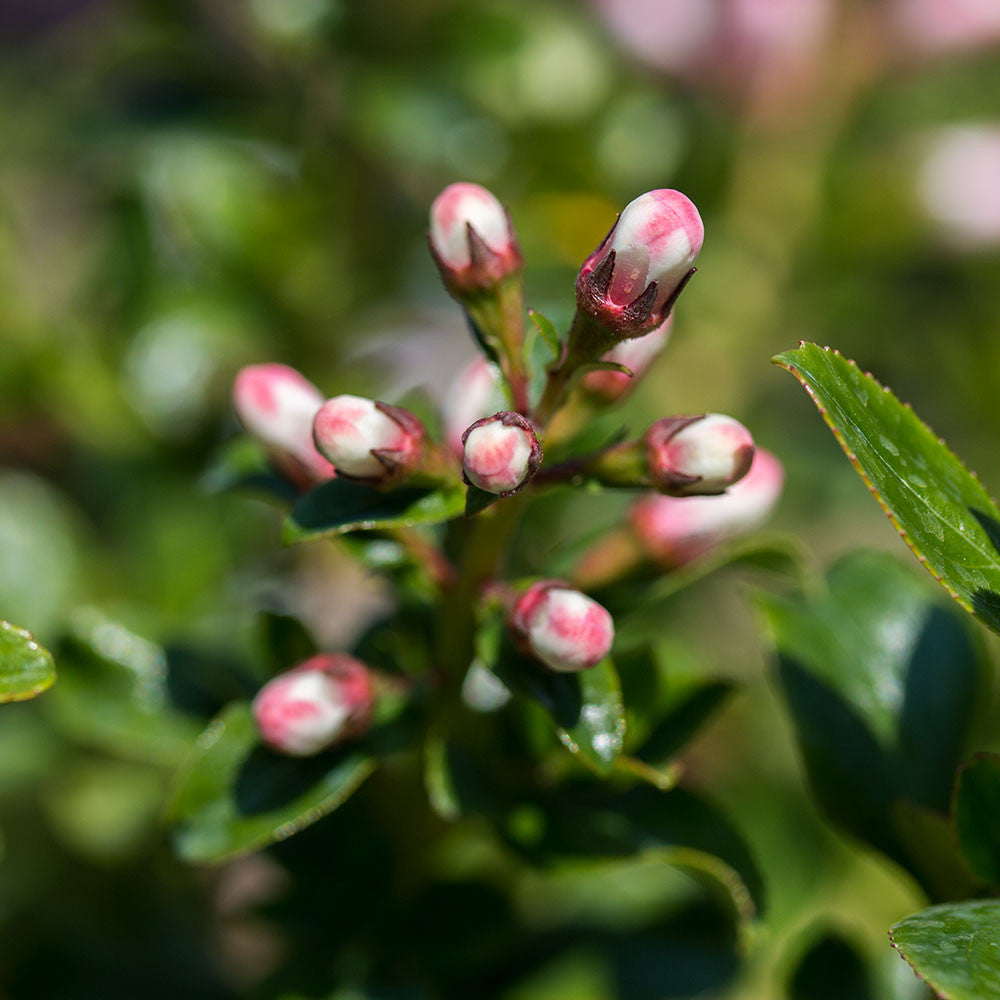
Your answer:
(890, 901), (1000, 1000)
(760, 550), (983, 889)
(283, 478), (465, 544)
(490, 630), (625, 774)
(774, 343), (1000, 635)
(0, 621), (55, 702)
(528, 308), (561, 361)
(954, 754), (1000, 886)
(168, 701), (375, 862)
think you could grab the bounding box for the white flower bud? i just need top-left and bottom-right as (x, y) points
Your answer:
(462, 412), (541, 496)
(647, 413), (754, 496)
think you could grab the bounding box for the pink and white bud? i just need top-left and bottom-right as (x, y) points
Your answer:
(313, 394), (424, 484)
(429, 182), (522, 292)
(632, 448), (784, 566)
(577, 190), (703, 338)
(462, 412), (542, 496)
(232, 364), (335, 486)
(581, 318), (673, 401)
(917, 126), (1000, 248)
(442, 358), (506, 456)
(893, 0), (1000, 55)
(252, 654), (374, 757)
(646, 414), (754, 496)
(511, 580), (615, 673)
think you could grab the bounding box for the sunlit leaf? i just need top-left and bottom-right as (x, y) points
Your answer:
(0, 621), (55, 703)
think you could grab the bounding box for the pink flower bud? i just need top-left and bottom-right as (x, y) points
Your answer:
(252, 654), (374, 757)
(894, 0), (1000, 55)
(646, 413), (754, 496)
(462, 412), (542, 496)
(442, 358), (506, 456)
(511, 581), (615, 673)
(581, 318), (673, 401)
(577, 190), (703, 337)
(232, 364), (335, 486)
(313, 395), (424, 484)
(917, 126), (1000, 248)
(429, 182), (522, 292)
(632, 448), (783, 565)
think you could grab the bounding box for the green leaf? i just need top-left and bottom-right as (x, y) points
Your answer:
(773, 343), (1000, 635)
(759, 550), (984, 891)
(635, 678), (735, 768)
(954, 754), (1000, 886)
(168, 701), (375, 863)
(465, 484), (499, 518)
(253, 611), (317, 674)
(890, 901), (1000, 1000)
(0, 621), (55, 702)
(528, 308), (562, 361)
(491, 631), (625, 774)
(283, 478), (465, 544)
(788, 930), (876, 1000)
(200, 436), (298, 505)
(577, 360), (632, 377)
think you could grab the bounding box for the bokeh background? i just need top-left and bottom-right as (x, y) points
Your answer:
(2, 0), (1000, 997)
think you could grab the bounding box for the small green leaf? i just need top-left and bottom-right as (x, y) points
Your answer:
(774, 343), (1000, 635)
(577, 359), (633, 377)
(200, 436), (298, 505)
(528, 308), (562, 361)
(0, 621), (55, 702)
(760, 550), (984, 891)
(491, 632), (625, 773)
(890, 901), (1000, 1000)
(283, 479), (465, 544)
(635, 678), (736, 767)
(465, 484), (499, 518)
(954, 754), (1000, 886)
(168, 701), (375, 862)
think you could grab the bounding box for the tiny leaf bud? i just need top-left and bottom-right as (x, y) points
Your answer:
(581, 317), (673, 401)
(313, 395), (425, 485)
(252, 654), (374, 757)
(232, 363), (335, 486)
(511, 581), (615, 673)
(646, 413), (755, 496)
(461, 412), (542, 496)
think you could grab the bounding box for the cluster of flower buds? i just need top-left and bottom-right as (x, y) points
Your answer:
(510, 580), (615, 673)
(252, 654), (374, 757)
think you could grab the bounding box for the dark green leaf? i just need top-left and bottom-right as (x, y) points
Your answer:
(168, 701), (375, 862)
(254, 610), (317, 674)
(283, 478), (465, 544)
(200, 436), (298, 505)
(635, 678), (736, 767)
(491, 632), (625, 773)
(528, 308), (562, 361)
(773, 343), (1000, 635)
(465, 484), (499, 518)
(760, 550), (984, 890)
(788, 930), (876, 1000)
(0, 621), (55, 702)
(954, 754), (1000, 886)
(890, 901), (1000, 1000)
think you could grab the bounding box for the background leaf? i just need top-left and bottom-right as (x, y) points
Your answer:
(168, 701), (375, 862)
(528, 308), (562, 361)
(283, 478), (465, 544)
(759, 550), (985, 894)
(0, 621), (55, 703)
(773, 343), (1000, 635)
(788, 929), (876, 1000)
(890, 901), (1000, 1000)
(953, 753), (1000, 887)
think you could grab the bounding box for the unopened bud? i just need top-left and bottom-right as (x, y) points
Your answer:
(581, 318), (673, 401)
(632, 448), (784, 565)
(577, 190), (703, 338)
(313, 395), (424, 485)
(442, 358), (506, 456)
(511, 580), (615, 673)
(429, 182), (522, 293)
(462, 412), (542, 496)
(252, 654), (374, 757)
(646, 413), (754, 496)
(232, 364), (335, 486)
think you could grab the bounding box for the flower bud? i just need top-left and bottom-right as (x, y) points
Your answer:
(894, 0), (1000, 55)
(429, 182), (522, 293)
(646, 413), (754, 496)
(632, 448), (783, 566)
(313, 394), (424, 484)
(252, 654), (374, 757)
(581, 318), (673, 401)
(442, 358), (506, 456)
(462, 412), (542, 496)
(577, 190), (703, 338)
(511, 580), (615, 673)
(232, 363), (335, 486)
